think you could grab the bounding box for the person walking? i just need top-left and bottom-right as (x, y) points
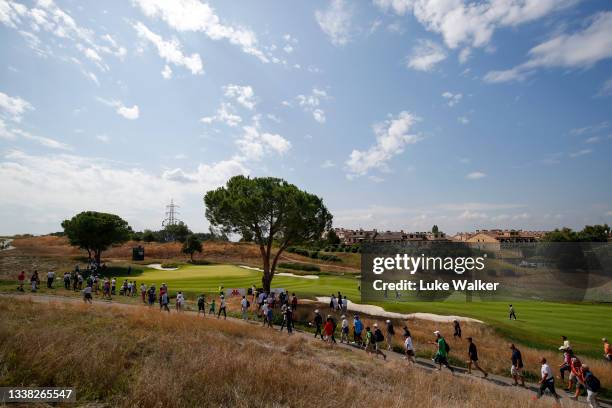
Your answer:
(241, 295), (249, 320)
(386, 320), (395, 350)
(83, 285), (93, 304)
(582, 365), (601, 408)
(602, 338), (611, 361)
(453, 319), (462, 339)
(176, 291), (185, 312)
(569, 356), (585, 400)
(291, 293), (298, 310)
(403, 329), (416, 364)
(353, 314), (363, 346)
(369, 324), (387, 360)
(160, 291), (170, 312)
(313, 310), (323, 339)
(46, 269), (55, 289)
(510, 343), (525, 387)
(63, 272), (70, 290)
(140, 283), (147, 303)
(17, 270), (25, 292)
(559, 346), (573, 383)
(147, 285), (155, 305)
(217, 295), (227, 319)
(509, 304), (517, 320)
(30, 270), (39, 292)
(208, 298), (216, 315)
(431, 331), (453, 372)
(286, 307), (294, 334)
(323, 317), (335, 345)
(466, 337), (488, 377)
(342, 296), (348, 313)
(340, 315), (349, 343)
(197, 294), (206, 316)
(535, 357), (560, 403)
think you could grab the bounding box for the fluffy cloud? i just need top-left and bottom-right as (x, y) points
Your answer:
(97, 98), (140, 120)
(315, 0), (353, 46)
(201, 102), (242, 127)
(442, 91), (462, 107)
(466, 171), (486, 179)
(0, 149), (247, 233)
(485, 11), (612, 83)
(345, 111), (420, 177)
(0, 91), (33, 122)
(375, 0), (577, 50)
(223, 84), (256, 110)
(133, 0), (269, 62)
(134, 21), (203, 75)
(406, 39), (446, 71)
(296, 88), (329, 123)
(236, 125), (290, 160)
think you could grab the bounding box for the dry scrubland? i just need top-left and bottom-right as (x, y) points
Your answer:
(0, 236), (358, 280)
(0, 298), (582, 408)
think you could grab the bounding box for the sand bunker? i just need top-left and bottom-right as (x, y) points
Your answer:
(316, 297), (482, 323)
(239, 266), (319, 280)
(276, 272), (319, 280)
(0, 239), (15, 251)
(147, 263), (179, 271)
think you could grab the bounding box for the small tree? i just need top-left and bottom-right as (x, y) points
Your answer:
(182, 234), (203, 261)
(204, 176), (332, 292)
(326, 229), (341, 245)
(61, 211), (132, 264)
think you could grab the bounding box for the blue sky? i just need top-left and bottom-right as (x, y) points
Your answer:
(0, 0), (611, 235)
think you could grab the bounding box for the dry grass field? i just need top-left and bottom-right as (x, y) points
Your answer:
(0, 297), (585, 408)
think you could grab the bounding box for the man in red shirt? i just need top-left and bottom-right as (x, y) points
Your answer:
(17, 270), (25, 291)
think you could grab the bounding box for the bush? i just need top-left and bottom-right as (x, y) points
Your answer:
(277, 262), (320, 272)
(160, 263), (179, 269)
(309, 251), (319, 259)
(319, 254), (341, 262)
(188, 259), (213, 265)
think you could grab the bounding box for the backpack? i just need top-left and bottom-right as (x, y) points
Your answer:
(375, 330), (384, 342)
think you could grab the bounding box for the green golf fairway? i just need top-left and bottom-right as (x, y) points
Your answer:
(113, 263), (609, 356)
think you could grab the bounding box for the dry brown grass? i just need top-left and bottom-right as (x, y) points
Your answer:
(0, 298), (582, 408)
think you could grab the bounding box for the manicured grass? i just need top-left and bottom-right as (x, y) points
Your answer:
(113, 264), (361, 299)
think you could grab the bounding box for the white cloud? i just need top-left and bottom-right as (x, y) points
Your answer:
(312, 109), (326, 124)
(466, 171), (486, 179)
(406, 39), (446, 71)
(346, 111), (420, 177)
(132, 0), (269, 62)
(223, 84), (256, 110)
(134, 21), (203, 75)
(459, 210), (488, 220)
(0, 91), (33, 122)
(585, 136), (601, 144)
(295, 88), (329, 124)
(442, 91), (462, 107)
(458, 116), (470, 125)
(485, 11), (612, 83)
(375, 0), (577, 50)
(201, 102), (242, 127)
(96, 134), (110, 143)
(596, 78), (612, 97)
(315, 0), (353, 46)
(97, 98), (140, 120)
(569, 149), (592, 158)
(235, 125), (291, 160)
(0, 149), (248, 233)
(161, 64), (173, 79)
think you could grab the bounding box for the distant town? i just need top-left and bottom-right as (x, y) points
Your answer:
(333, 228), (550, 245)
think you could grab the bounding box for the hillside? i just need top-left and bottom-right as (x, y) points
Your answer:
(0, 297), (584, 408)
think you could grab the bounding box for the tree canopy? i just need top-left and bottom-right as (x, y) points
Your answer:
(542, 224), (610, 242)
(182, 234), (203, 261)
(163, 221), (191, 243)
(61, 211), (132, 263)
(204, 176), (332, 291)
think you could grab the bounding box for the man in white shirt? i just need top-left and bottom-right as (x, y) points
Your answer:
(536, 357), (560, 402)
(404, 330), (416, 363)
(46, 270), (55, 288)
(241, 295), (248, 320)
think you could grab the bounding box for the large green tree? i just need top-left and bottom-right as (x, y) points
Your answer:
(163, 221), (191, 243)
(182, 234), (203, 261)
(204, 176), (332, 292)
(61, 211), (132, 264)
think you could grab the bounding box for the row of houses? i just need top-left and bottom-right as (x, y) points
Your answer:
(333, 228), (548, 246)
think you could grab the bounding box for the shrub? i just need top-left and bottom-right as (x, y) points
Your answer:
(309, 251), (319, 259)
(277, 262), (320, 272)
(319, 254), (341, 262)
(160, 263), (179, 269)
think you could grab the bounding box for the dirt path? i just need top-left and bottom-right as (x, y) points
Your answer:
(1, 292), (608, 408)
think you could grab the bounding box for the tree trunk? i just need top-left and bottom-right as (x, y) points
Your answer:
(261, 253), (271, 292)
(95, 249), (101, 265)
(190, 252), (194, 262)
